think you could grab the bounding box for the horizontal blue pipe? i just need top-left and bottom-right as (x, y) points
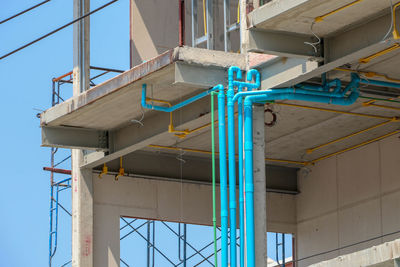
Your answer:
(360, 78), (400, 89)
(141, 84), (224, 112)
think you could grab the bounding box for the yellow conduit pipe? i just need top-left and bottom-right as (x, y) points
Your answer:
(203, 0), (207, 35)
(335, 67), (400, 84)
(275, 102), (398, 121)
(362, 100), (400, 111)
(147, 144), (309, 166)
(359, 44), (400, 64)
(98, 163), (108, 178)
(306, 120), (394, 154)
(314, 0), (364, 23)
(115, 157), (124, 181)
(310, 130), (400, 164)
(392, 2), (400, 39)
(146, 96), (240, 138)
(237, 0), (240, 24)
(146, 97), (191, 138)
(149, 130), (400, 167)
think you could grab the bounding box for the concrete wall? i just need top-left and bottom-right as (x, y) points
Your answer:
(130, 0), (240, 66)
(93, 174), (296, 267)
(295, 134), (400, 266)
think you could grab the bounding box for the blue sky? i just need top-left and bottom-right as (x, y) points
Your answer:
(0, 1), (291, 266)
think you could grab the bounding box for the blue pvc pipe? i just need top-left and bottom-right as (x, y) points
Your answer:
(243, 96), (255, 267)
(238, 71), (360, 267)
(360, 77), (400, 89)
(227, 66), (241, 267)
(141, 84), (222, 112)
(237, 85), (245, 267)
(218, 88), (229, 267)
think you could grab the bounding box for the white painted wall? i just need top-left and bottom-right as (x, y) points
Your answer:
(295, 134), (400, 266)
(93, 174), (296, 267)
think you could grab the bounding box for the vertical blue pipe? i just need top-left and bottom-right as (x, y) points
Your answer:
(237, 85), (245, 267)
(244, 98), (255, 267)
(218, 89), (228, 267)
(227, 67), (241, 267)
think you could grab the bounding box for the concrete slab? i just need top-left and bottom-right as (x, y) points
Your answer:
(40, 46), (245, 130)
(249, 0), (399, 37)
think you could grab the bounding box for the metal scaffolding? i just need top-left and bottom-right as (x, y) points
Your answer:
(120, 217), (241, 267)
(45, 66), (124, 267)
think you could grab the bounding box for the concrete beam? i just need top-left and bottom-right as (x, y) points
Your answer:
(41, 126), (108, 151)
(92, 151), (299, 193)
(249, 8), (400, 87)
(275, 10), (399, 87)
(248, 29), (319, 59)
(174, 62), (227, 88)
(256, 56), (319, 89)
(93, 174), (297, 233)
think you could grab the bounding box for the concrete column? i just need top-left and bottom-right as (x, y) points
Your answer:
(253, 104), (267, 266)
(93, 205), (120, 267)
(72, 0), (92, 266)
(239, 0), (249, 53)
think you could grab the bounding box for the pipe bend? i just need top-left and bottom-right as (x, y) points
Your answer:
(246, 69), (261, 87)
(228, 66), (242, 82)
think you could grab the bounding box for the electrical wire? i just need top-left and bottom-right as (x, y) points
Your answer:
(382, 0), (394, 41)
(0, 0), (51, 25)
(0, 0), (119, 61)
(304, 22), (321, 55)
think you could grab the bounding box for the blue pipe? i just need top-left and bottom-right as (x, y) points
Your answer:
(232, 78), (359, 103)
(237, 84), (245, 267)
(218, 88), (229, 267)
(243, 95), (256, 267)
(237, 71), (360, 267)
(227, 67), (241, 267)
(360, 77), (400, 89)
(141, 84), (222, 112)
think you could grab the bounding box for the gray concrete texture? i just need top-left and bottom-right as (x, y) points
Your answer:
(296, 133), (400, 266)
(92, 173), (296, 266)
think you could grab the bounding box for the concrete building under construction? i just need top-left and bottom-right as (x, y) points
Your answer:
(41, 0), (400, 266)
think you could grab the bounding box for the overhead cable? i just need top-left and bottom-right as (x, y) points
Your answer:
(0, 0), (51, 25)
(0, 0), (119, 61)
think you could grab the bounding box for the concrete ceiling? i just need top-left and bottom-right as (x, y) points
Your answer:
(143, 97), (400, 167)
(249, 0), (400, 37)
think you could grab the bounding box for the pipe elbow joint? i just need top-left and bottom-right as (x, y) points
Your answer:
(228, 66), (243, 82)
(246, 69), (261, 87)
(212, 84), (224, 92)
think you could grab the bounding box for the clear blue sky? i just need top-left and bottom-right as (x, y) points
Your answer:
(0, 1), (291, 266)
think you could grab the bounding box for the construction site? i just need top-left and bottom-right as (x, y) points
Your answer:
(36, 0), (400, 266)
